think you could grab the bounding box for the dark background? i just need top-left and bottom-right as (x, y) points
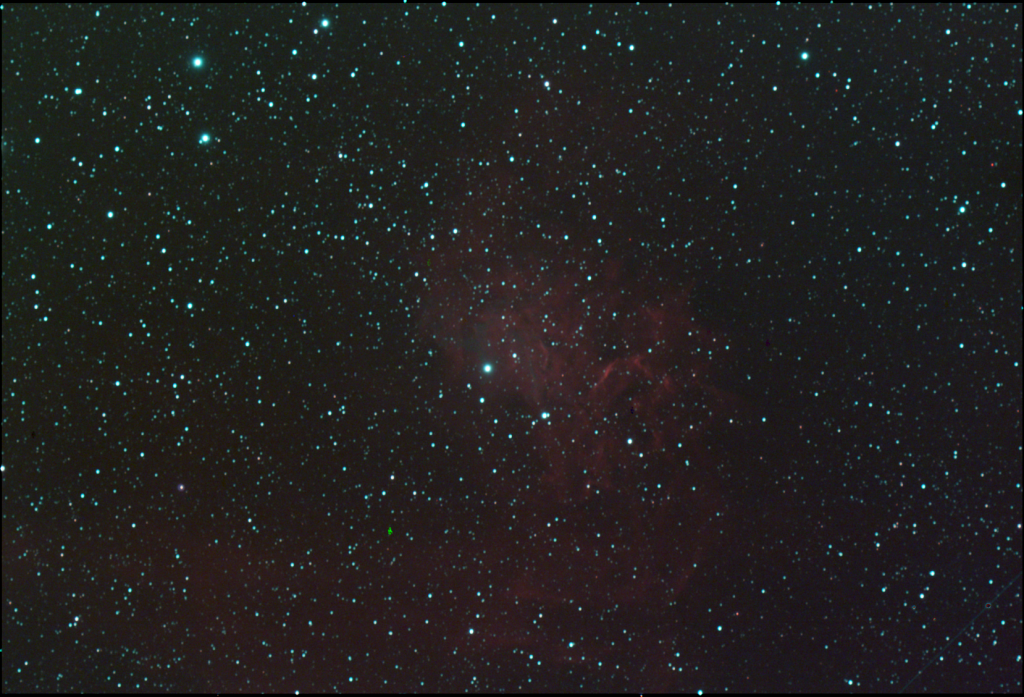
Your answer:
(3, 4), (1021, 693)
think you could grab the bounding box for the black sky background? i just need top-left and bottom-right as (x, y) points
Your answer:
(2, 4), (1021, 693)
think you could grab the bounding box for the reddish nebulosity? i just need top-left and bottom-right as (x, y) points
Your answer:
(418, 220), (731, 676)
(413, 79), (737, 683)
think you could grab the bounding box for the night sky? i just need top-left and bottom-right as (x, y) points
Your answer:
(2, 4), (1021, 693)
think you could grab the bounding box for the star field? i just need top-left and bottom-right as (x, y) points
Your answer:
(2, 4), (1021, 693)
